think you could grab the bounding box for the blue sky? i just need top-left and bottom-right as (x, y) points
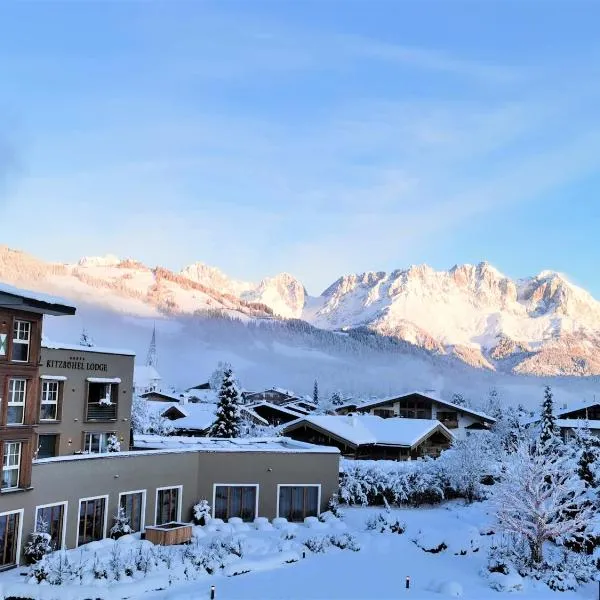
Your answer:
(1, 1), (599, 296)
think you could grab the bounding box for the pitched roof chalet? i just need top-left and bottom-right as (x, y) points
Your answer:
(344, 391), (496, 423)
(284, 414), (453, 449)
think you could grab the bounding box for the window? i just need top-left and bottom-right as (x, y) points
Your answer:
(87, 382), (118, 421)
(214, 485), (257, 522)
(120, 491), (145, 532)
(1, 442), (21, 490)
(37, 434), (58, 459)
(373, 408), (394, 418)
(40, 381), (60, 421)
(7, 379), (26, 425)
(35, 503), (66, 550)
(83, 432), (114, 454)
(11, 320), (30, 362)
(156, 487), (181, 525)
(278, 485), (320, 521)
(78, 497), (106, 546)
(0, 511), (21, 568)
(437, 411), (458, 427)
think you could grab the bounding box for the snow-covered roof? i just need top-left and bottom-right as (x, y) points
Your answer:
(162, 402), (217, 431)
(0, 282), (76, 315)
(186, 388), (216, 403)
(42, 338), (135, 356)
(556, 399), (600, 418)
(133, 434), (340, 454)
(134, 365), (162, 386)
(284, 415), (453, 448)
(283, 403), (311, 415)
(556, 419), (600, 430)
(244, 388), (299, 400)
(249, 401), (305, 418)
(239, 406), (269, 426)
(140, 390), (181, 402)
(349, 392), (496, 423)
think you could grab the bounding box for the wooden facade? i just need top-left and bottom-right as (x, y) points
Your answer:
(339, 392), (494, 433)
(0, 290), (74, 495)
(0, 309), (44, 490)
(559, 403), (600, 421)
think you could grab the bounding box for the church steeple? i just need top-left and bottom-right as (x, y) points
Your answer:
(145, 323), (157, 367)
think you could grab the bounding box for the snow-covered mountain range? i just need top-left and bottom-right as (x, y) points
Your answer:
(1, 246), (599, 376)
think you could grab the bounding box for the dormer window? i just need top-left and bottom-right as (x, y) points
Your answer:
(11, 320), (30, 362)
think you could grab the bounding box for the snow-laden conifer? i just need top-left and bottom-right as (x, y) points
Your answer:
(209, 367), (241, 438)
(539, 385), (558, 448)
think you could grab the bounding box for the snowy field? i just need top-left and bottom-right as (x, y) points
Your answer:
(1, 501), (597, 600)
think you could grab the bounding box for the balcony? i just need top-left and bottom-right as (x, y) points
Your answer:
(86, 402), (117, 421)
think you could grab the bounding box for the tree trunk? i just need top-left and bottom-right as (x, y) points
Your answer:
(529, 538), (543, 565)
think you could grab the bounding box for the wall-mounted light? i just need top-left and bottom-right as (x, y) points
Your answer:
(68, 439), (72, 445)
(267, 467), (273, 472)
(114, 474), (119, 479)
(74, 418), (78, 422)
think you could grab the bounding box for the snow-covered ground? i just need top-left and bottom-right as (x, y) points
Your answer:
(1, 501), (596, 600)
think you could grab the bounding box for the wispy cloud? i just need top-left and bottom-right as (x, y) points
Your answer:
(2, 5), (600, 292)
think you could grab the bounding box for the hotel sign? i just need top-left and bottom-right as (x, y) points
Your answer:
(45, 355), (108, 372)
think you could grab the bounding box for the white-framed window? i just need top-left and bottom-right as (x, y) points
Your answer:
(77, 495), (108, 547)
(155, 485), (182, 525)
(276, 484), (321, 521)
(0, 509), (23, 568)
(83, 432), (114, 454)
(1, 442), (22, 490)
(87, 382), (118, 421)
(35, 502), (67, 550)
(11, 320), (30, 362)
(40, 380), (60, 421)
(119, 490), (146, 533)
(212, 484), (259, 522)
(7, 379), (26, 425)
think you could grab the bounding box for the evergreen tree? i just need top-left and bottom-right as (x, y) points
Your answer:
(312, 380), (319, 405)
(210, 367), (241, 438)
(331, 391), (344, 406)
(576, 424), (600, 488)
(485, 388), (502, 420)
(539, 385), (558, 448)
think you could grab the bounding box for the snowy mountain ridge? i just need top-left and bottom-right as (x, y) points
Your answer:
(0, 246), (599, 376)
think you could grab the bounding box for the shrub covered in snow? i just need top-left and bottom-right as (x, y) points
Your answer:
(328, 532), (360, 552)
(340, 459), (448, 507)
(304, 532), (361, 554)
(106, 433), (121, 452)
(193, 499), (211, 526)
(23, 531), (53, 565)
(413, 530), (447, 554)
(365, 512), (405, 534)
(326, 494), (343, 518)
(109, 506), (133, 540)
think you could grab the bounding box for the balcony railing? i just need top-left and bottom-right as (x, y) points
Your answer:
(87, 402), (117, 421)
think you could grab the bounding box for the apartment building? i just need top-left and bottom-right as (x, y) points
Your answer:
(37, 343), (135, 457)
(0, 284), (340, 570)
